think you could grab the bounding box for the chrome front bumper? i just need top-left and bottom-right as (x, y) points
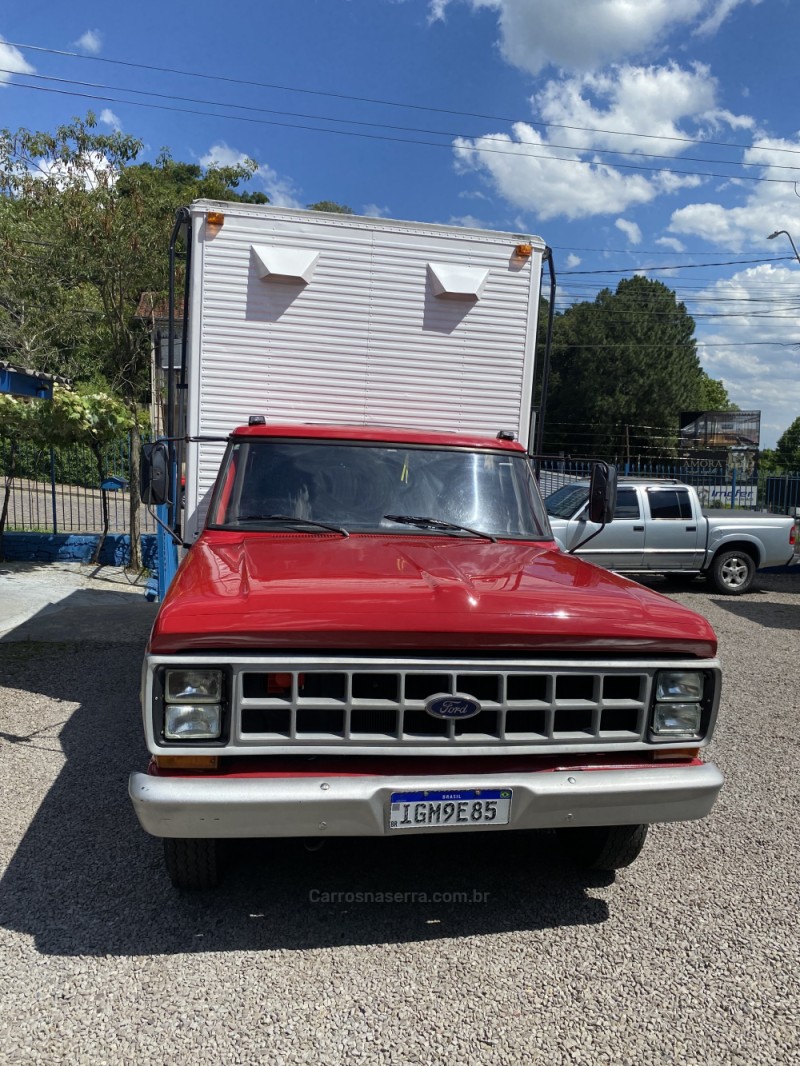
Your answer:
(129, 762), (723, 839)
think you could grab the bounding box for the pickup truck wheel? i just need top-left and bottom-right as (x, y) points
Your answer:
(709, 549), (756, 595)
(557, 824), (649, 871)
(163, 838), (220, 890)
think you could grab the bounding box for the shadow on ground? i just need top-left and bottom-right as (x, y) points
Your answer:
(0, 606), (611, 958)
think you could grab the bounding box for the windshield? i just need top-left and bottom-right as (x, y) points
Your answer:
(544, 483), (590, 519)
(208, 439), (550, 539)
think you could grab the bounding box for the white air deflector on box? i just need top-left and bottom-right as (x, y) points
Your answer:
(251, 245), (320, 285)
(427, 262), (490, 301)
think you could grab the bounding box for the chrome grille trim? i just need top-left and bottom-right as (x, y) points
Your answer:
(146, 654), (721, 757)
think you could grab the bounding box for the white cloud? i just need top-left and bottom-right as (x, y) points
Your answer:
(452, 62), (754, 222)
(0, 37), (35, 84)
(429, 1), (751, 74)
(565, 253), (582, 268)
(454, 124), (660, 221)
(535, 63), (749, 156)
(695, 0), (762, 36)
(615, 218), (642, 244)
(99, 109), (121, 131)
(428, 0), (450, 20)
(35, 152), (116, 191)
(75, 30), (102, 54)
(694, 263), (800, 446)
(199, 143), (303, 208)
(656, 237), (686, 252)
(448, 214), (489, 229)
(668, 136), (800, 252)
(362, 203), (391, 218)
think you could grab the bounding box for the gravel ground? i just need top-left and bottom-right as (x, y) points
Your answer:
(0, 571), (798, 1065)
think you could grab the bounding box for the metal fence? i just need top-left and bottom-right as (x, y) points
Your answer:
(0, 436), (155, 535)
(538, 455), (798, 514)
(2, 437), (798, 535)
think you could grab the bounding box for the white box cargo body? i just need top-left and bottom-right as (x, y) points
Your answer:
(182, 200), (545, 537)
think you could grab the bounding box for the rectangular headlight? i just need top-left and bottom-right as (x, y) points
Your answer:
(652, 702), (702, 737)
(164, 703), (222, 740)
(655, 670), (704, 702)
(165, 669), (223, 704)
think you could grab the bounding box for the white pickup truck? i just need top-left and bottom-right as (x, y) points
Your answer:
(545, 477), (798, 594)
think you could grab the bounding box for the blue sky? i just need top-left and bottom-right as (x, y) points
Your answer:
(2, 0), (800, 448)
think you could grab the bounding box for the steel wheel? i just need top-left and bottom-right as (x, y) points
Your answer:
(709, 549), (755, 595)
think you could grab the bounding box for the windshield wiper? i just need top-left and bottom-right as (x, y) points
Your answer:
(234, 514), (349, 537)
(384, 514), (496, 543)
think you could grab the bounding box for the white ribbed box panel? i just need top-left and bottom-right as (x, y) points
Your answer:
(184, 201), (545, 537)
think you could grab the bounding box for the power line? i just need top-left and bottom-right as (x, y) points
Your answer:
(9, 40), (800, 160)
(562, 255), (794, 274)
(9, 68), (800, 179)
(5, 67), (799, 178)
(9, 78), (800, 189)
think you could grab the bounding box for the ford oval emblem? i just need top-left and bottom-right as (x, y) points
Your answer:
(424, 693), (482, 720)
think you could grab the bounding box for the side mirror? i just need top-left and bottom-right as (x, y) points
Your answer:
(141, 441), (170, 506)
(587, 462), (617, 525)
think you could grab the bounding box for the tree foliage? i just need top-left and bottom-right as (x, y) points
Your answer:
(307, 200), (354, 214)
(0, 114), (262, 565)
(775, 416), (800, 471)
(543, 276), (718, 457)
(696, 374), (735, 412)
(0, 385), (132, 558)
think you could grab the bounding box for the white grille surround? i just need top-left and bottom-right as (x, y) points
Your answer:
(145, 654), (721, 757)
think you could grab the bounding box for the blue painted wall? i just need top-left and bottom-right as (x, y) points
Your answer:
(2, 532), (158, 568)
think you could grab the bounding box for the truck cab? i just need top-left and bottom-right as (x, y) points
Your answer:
(132, 424), (723, 889)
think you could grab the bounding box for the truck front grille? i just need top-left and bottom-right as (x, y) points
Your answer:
(233, 658), (654, 751)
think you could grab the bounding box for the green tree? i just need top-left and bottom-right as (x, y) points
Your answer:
(775, 417), (800, 470)
(307, 200), (354, 214)
(696, 375), (736, 411)
(0, 392), (46, 555)
(0, 114), (261, 566)
(544, 276), (709, 458)
(0, 386), (133, 561)
(42, 386), (134, 562)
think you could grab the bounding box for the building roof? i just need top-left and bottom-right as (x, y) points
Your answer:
(0, 361), (69, 398)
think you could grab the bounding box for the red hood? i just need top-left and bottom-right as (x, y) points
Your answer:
(149, 532), (717, 656)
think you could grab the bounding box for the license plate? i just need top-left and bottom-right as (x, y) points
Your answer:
(388, 788), (512, 830)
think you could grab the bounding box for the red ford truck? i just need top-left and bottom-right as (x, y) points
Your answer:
(131, 203), (723, 888)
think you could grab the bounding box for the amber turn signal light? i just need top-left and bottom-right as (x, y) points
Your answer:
(155, 755), (219, 770)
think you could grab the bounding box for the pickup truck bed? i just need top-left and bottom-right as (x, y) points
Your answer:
(545, 477), (797, 594)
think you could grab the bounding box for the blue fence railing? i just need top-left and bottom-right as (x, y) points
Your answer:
(537, 457), (799, 514)
(2, 437), (799, 536)
(0, 435), (155, 535)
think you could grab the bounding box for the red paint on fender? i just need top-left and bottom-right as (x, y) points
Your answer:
(150, 531), (717, 657)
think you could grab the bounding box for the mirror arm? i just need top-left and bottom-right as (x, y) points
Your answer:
(147, 505), (190, 548)
(568, 521), (607, 554)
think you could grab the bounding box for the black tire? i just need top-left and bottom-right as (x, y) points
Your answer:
(163, 838), (220, 890)
(708, 549), (756, 595)
(558, 824), (649, 871)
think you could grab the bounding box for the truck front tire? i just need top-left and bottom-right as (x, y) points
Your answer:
(708, 549), (756, 595)
(557, 823), (649, 871)
(163, 838), (220, 890)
